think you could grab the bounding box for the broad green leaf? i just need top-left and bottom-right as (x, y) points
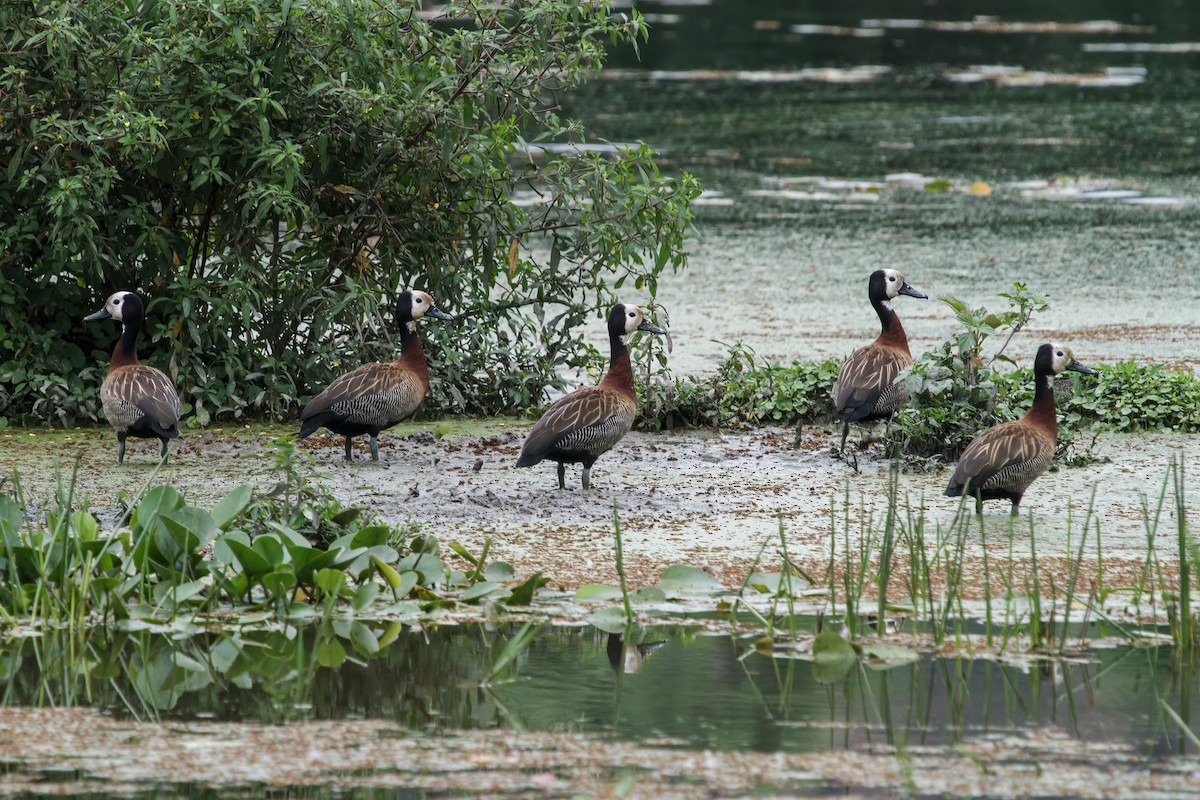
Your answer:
(462, 581), (504, 602)
(506, 572), (549, 605)
(658, 564), (721, 596)
(316, 638), (346, 667)
(211, 485), (252, 530)
(351, 582), (379, 611)
(484, 561), (515, 582)
(575, 584), (623, 602)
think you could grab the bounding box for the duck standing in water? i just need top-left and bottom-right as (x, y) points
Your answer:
(85, 291), (182, 464)
(517, 303), (668, 490)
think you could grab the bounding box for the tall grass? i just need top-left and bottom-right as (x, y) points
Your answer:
(804, 460), (1199, 658)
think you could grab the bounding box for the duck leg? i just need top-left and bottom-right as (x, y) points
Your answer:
(838, 420), (850, 454)
(369, 434), (379, 462)
(344, 437), (353, 461)
(581, 464), (592, 491)
(117, 433), (128, 465)
(556, 462), (566, 490)
(159, 438), (170, 463)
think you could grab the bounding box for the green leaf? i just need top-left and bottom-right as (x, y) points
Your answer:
(316, 638), (346, 667)
(506, 572), (549, 605)
(484, 561), (515, 581)
(211, 485), (253, 530)
(575, 583), (623, 601)
(658, 564), (721, 596)
(811, 631), (857, 684)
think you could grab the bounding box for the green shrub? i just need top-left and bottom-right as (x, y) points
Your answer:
(0, 0), (699, 427)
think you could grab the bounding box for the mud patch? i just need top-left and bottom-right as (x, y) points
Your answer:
(2, 424), (1188, 595)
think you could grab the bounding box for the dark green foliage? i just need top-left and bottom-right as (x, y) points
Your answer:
(892, 283), (1049, 461)
(0, 0), (699, 428)
(640, 342), (840, 429)
(0, 458), (537, 627)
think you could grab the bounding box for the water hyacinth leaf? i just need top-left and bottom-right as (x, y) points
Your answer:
(658, 565), (721, 596)
(330, 507), (360, 527)
(224, 539), (273, 578)
(154, 580), (207, 607)
(351, 582), (379, 612)
(288, 545), (342, 585)
(484, 561), (515, 582)
(210, 485), (252, 530)
(70, 510), (99, 542)
(131, 485), (186, 533)
(462, 581), (505, 602)
(251, 534), (286, 567)
(588, 605), (630, 634)
(0, 495), (21, 546)
(629, 586), (668, 604)
(863, 641), (919, 668)
(212, 529), (250, 566)
(575, 584), (623, 601)
(350, 525), (393, 548)
(397, 553), (445, 585)
(371, 555), (404, 589)
(811, 630), (857, 684)
(262, 568), (297, 599)
(507, 572), (549, 605)
(163, 506), (218, 548)
(316, 637), (346, 667)
(349, 621), (380, 655)
(315, 568), (347, 599)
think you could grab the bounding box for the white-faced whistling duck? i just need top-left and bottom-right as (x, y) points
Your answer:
(516, 303), (668, 490)
(299, 290), (453, 462)
(832, 268), (928, 453)
(85, 291), (182, 464)
(945, 342), (1096, 515)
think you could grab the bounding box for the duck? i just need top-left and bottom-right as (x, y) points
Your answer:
(945, 342), (1096, 515)
(85, 291), (182, 464)
(832, 269), (928, 453)
(299, 290), (453, 461)
(516, 303), (667, 489)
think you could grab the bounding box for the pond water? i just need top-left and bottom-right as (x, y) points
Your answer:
(1, 625), (1197, 797)
(561, 0), (1200, 375)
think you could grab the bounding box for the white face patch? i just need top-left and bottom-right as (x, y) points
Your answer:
(105, 292), (134, 322)
(620, 303), (645, 335)
(882, 269), (906, 300)
(409, 290), (435, 320)
(1048, 342), (1073, 374)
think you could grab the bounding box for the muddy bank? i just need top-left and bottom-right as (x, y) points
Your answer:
(3, 423), (1189, 595)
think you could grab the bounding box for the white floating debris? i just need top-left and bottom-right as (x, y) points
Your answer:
(790, 24), (885, 37)
(928, 18), (1154, 34)
(945, 65), (1146, 87)
(1084, 42), (1200, 53)
(1079, 190), (1143, 200)
(601, 66), (893, 83)
(860, 19), (926, 29)
(884, 172), (929, 184)
(937, 115), (991, 125)
(1123, 197), (1183, 206)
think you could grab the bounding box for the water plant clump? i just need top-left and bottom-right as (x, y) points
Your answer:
(0, 448), (543, 634)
